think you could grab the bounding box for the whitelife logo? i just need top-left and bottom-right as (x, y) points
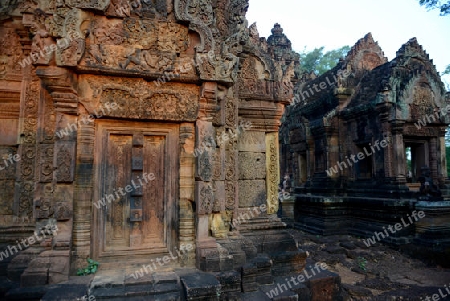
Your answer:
(414, 105), (450, 130)
(326, 137), (391, 176)
(93, 173), (155, 209)
(129, 243), (193, 279)
(56, 102), (118, 139)
(362, 210), (425, 247)
(0, 224), (58, 261)
(265, 263), (328, 298)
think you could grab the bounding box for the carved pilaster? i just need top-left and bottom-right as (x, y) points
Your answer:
(391, 120), (406, 184)
(377, 102), (393, 179)
(266, 132), (280, 215)
(179, 123), (196, 267)
(195, 82), (224, 270)
(430, 137), (438, 183)
(15, 74), (39, 220)
(70, 118), (95, 273)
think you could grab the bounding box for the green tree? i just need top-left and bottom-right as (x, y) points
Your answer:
(299, 46), (350, 76)
(443, 65), (450, 91)
(446, 125), (450, 146)
(418, 0), (450, 15)
(444, 65), (450, 75)
(447, 145), (450, 177)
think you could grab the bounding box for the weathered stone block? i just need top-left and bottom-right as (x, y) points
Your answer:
(238, 152), (266, 180)
(180, 271), (221, 299)
(238, 180), (266, 208)
(196, 182), (214, 215)
(215, 270), (241, 294)
(41, 283), (90, 301)
(307, 270), (341, 301)
(238, 132), (266, 152)
(212, 181), (226, 213)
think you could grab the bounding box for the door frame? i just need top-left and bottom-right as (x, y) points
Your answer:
(92, 120), (179, 261)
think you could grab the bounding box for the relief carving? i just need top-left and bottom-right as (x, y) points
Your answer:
(34, 197), (53, 219)
(197, 151), (212, 181)
(0, 180), (15, 215)
(197, 182), (214, 215)
(82, 17), (188, 73)
(212, 181), (225, 213)
(19, 182), (34, 218)
(0, 147), (18, 180)
(56, 145), (74, 182)
(225, 98), (237, 128)
(43, 97), (56, 143)
(23, 81), (39, 144)
(211, 147), (225, 181)
(55, 8), (88, 66)
(54, 202), (71, 220)
(195, 120), (214, 181)
(225, 180), (236, 211)
(0, 28), (23, 79)
(21, 145), (36, 181)
(82, 77), (199, 121)
(39, 144), (54, 183)
(411, 85), (435, 120)
(65, 0), (110, 11)
(265, 133), (280, 214)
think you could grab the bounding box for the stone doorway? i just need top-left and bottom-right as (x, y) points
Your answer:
(92, 120), (179, 261)
(405, 140), (429, 184)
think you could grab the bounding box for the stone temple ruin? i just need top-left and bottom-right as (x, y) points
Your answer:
(280, 33), (450, 266)
(0, 0), (449, 300)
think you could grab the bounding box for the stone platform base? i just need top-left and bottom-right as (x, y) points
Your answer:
(2, 264), (341, 301)
(1, 227), (342, 300)
(292, 194), (450, 267)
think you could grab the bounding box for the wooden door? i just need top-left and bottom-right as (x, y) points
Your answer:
(93, 121), (178, 259)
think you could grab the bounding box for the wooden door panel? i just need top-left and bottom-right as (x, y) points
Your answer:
(105, 134), (132, 250)
(93, 121), (178, 259)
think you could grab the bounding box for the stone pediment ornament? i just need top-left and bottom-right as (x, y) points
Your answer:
(174, 0), (240, 83)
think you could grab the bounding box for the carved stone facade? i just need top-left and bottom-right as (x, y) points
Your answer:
(0, 0), (303, 295)
(280, 34), (450, 265)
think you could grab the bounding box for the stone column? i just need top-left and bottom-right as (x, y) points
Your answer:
(377, 101), (394, 180)
(179, 123), (196, 267)
(391, 121), (406, 185)
(195, 82), (222, 271)
(429, 137), (439, 184)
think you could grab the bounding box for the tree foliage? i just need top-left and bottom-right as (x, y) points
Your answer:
(418, 0), (450, 15)
(299, 46), (350, 76)
(447, 146), (450, 177)
(444, 65), (450, 75)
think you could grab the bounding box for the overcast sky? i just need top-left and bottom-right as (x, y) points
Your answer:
(247, 0), (450, 85)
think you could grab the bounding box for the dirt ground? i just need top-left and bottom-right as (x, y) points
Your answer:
(287, 229), (450, 300)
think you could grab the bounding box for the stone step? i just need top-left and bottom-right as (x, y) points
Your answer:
(4, 285), (48, 301)
(258, 260), (342, 301)
(179, 270), (221, 300)
(89, 270), (181, 300)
